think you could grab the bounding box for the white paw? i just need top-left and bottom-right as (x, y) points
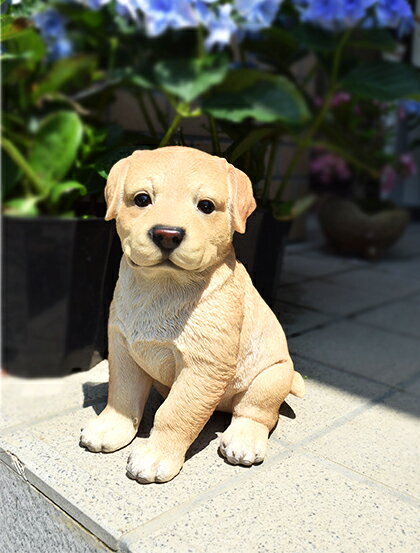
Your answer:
(80, 409), (138, 453)
(126, 439), (184, 483)
(219, 417), (269, 466)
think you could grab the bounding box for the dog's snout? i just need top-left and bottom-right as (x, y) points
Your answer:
(149, 225), (185, 251)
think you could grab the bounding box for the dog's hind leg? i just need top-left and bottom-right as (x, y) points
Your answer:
(219, 360), (304, 466)
(80, 331), (152, 453)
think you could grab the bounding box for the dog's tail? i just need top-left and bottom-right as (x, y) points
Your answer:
(290, 371), (305, 398)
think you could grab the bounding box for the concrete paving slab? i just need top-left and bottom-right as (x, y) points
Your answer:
(0, 361), (109, 430)
(280, 253), (362, 284)
(290, 320), (420, 395)
(376, 255), (420, 278)
(0, 386), (285, 550)
(273, 356), (391, 445)
(275, 265), (420, 315)
(272, 302), (335, 336)
(0, 461), (110, 553)
(307, 391), (420, 499)
(355, 297), (420, 339)
(123, 452), (420, 553)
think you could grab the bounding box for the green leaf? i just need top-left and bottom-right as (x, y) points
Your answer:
(32, 56), (97, 101)
(28, 111), (83, 185)
(2, 25), (45, 66)
(49, 181), (87, 205)
(229, 127), (275, 162)
(271, 195), (317, 221)
(154, 54), (229, 103)
(244, 27), (300, 68)
(342, 62), (420, 101)
(3, 197), (40, 216)
(295, 24), (338, 52)
(347, 29), (398, 52)
(202, 70), (310, 124)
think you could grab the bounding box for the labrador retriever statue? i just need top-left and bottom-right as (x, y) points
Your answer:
(80, 146), (305, 483)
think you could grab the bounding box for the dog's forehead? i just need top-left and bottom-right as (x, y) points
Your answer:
(125, 148), (228, 194)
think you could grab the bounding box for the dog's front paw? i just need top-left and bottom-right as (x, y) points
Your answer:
(126, 439), (184, 483)
(219, 417), (269, 466)
(80, 409), (138, 453)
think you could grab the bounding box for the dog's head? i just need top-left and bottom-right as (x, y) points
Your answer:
(105, 146), (256, 273)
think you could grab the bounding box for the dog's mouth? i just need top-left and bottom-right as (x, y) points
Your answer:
(127, 256), (181, 270)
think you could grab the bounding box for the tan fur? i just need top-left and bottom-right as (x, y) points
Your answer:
(80, 146), (304, 483)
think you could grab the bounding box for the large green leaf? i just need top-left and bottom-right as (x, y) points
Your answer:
(342, 62), (420, 101)
(202, 70), (310, 124)
(244, 27), (300, 68)
(49, 181), (87, 205)
(154, 54), (229, 102)
(3, 197), (40, 216)
(32, 55), (97, 101)
(2, 25), (45, 69)
(28, 111), (83, 185)
(347, 29), (397, 52)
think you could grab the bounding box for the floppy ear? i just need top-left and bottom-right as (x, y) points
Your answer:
(228, 164), (257, 234)
(104, 156), (131, 221)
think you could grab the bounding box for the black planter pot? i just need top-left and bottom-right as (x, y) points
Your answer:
(2, 216), (122, 377)
(234, 208), (290, 305)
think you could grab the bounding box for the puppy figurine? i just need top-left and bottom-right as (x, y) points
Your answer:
(80, 146), (304, 483)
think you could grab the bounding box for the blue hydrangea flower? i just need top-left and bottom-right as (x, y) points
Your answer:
(374, 0), (413, 32)
(32, 9), (73, 61)
(235, 0), (283, 32)
(401, 99), (420, 116)
(197, 3), (238, 50)
(297, 0), (376, 31)
(135, 0), (198, 36)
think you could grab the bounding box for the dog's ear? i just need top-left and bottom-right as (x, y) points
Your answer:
(104, 156), (131, 221)
(228, 164), (257, 234)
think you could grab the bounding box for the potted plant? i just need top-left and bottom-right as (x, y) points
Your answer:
(311, 96), (418, 258)
(1, 7), (144, 376)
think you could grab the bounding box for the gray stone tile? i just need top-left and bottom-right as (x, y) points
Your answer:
(308, 392), (420, 498)
(125, 453), (420, 553)
(376, 255), (420, 278)
(280, 253), (360, 283)
(0, 461), (110, 553)
(355, 298), (420, 339)
(325, 266), (420, 297)
(0, 392), (284, 549)
(277, 265), (420, 316)
(290, 321), (420, 393)
(0, 361), (109, 430)
(273, 356), (391, 445)
(272, 302), (334, 336)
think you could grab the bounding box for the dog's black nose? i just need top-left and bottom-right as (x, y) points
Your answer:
(149, 225), (185, 251)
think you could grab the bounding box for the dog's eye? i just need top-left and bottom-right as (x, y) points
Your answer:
(134, 193), (152, 208)
(197, 200), (215, 214)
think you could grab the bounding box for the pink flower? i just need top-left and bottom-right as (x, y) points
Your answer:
(331, 91), (351, 108)
(381, 164), (397, 192)
(399, 153), (417, 176)
(311, 152), (351, 184)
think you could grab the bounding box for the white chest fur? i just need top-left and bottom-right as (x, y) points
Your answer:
(110, 258), (207, 385)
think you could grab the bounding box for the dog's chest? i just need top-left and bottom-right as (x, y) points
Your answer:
(114, 285), (195, 385)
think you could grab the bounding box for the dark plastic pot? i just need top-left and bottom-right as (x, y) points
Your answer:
(2, 216), (121, 377)
(234, 208), (290, 304)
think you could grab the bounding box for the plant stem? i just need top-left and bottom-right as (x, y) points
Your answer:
(208, 115), (221, 156)
(2, 137), (45, 196)
(158, 112), (183, 147)
(137, 93), (157, 138)
(274, 28), (353, 204)
(314, 140), (379, 179)
(261, 139), (278, 206)
(148, 92), (168, 133)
